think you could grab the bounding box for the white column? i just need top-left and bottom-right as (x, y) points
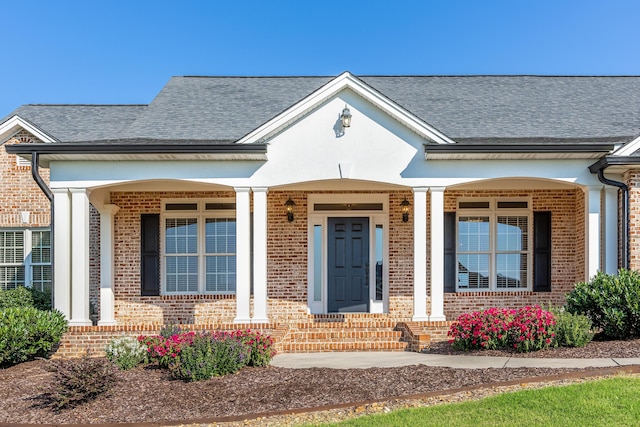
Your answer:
(429, 187), (446, 321)
(69, 188), (92, 326)
(252, 187), (269, 323)
(412, 188), (429, 321)
(234, 187), (252, 323)
(98, 204), (119, 326)
(604, 187), (619, 274)
(52, 188), (71, 320)
(585, 186), (603, 281)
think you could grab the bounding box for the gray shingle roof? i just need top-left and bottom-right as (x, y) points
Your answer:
(360, 76), (640, 141)
(3, 75), (640, 144)
(3, 105), (147, 142)
(122, 76), (333, 141)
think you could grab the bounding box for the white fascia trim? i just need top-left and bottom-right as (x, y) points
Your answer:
(236, 72), (455, 145)
(611, 134), (640, 157)
(0, 115), (57, 144)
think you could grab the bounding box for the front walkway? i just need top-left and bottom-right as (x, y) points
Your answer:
(271, 351), (640, 369)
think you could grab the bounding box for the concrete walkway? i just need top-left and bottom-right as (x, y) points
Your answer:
(271, 351), (640, 369)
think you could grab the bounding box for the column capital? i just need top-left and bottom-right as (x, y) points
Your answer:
(251, 187), (269, 193)
(69, 187), (90, 195)
(234, 187), (252, 193)
(98, 204), (120, 216)
(51, 187), (69, 195)
(428, 186), (446, 193)
(412, 187), (429, 193)
(584, 184), (604, 193)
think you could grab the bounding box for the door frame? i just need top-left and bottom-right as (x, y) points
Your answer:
(307, 194), (389, 314)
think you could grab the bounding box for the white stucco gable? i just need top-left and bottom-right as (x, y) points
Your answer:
(236, 71), (455, 146)
(0, 115), (57, 145)
(249, 86), (435, 188)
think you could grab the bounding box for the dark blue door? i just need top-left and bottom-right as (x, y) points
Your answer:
(328, 217), (369, 313)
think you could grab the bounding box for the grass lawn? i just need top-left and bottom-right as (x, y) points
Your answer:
(320, 376), (640, 427)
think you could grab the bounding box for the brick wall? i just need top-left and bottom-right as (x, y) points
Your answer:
(89, 205), (101, 322)
(107, 187), (587, 324)
(388, 191), (416, 319)
(625, 170), (640, 270)
(0, 131), (50, 228)
(109, 190), (237, 324)
(442, 188), (585, 318)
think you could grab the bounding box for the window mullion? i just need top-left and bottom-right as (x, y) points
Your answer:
(199, 213), (204, 294)
(24, 230), (32, 288)
(490, 213), (495, 291)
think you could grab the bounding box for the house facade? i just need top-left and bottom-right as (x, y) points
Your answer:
(2, 72), (640, 354)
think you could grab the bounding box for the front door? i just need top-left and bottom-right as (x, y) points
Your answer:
(328, 217), (370, 312)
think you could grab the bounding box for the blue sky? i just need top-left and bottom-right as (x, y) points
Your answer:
(2, 0), (639, 118)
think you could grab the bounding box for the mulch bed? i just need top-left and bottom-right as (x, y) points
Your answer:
(0, 339), (639, 426)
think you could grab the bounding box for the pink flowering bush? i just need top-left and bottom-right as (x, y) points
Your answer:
(138, 328), (276, 374)
(233, 329), (277, 367)
(448, 306), (556, 353)
(138, 331), (197, 368)
(510, 305), (556, 352)
(448, 307), (515, 351)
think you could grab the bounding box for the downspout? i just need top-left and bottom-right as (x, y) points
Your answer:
(596, 168), (629, 270)
(30, 152), (55, 307)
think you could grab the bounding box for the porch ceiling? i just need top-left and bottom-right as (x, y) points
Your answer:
(448, 177), (579, 191)
(271, 179), (407, 192)
(92, 179), (234, 193)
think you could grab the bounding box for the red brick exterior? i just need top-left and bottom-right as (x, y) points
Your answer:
(625, 170), (640, 270)
(0, 131), (50, 228)
(442, 188), (586, 318)
(104, 187), (585, 325)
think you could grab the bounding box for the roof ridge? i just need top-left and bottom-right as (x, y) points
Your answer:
(177, 75), (640, 79)
(23, 104), (148, 107)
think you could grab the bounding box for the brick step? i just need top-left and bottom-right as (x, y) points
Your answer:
(279, 340), (409, 352)
(277, 322), (407, 352)
(294, 318), (399, 326)
(289, 329), (402, 338)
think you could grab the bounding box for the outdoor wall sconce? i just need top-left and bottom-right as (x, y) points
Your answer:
(400, 198), (411, 222)
(285, 198), (296, 222)
(340, 105), (352, 128)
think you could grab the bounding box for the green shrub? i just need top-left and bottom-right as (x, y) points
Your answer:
(566, 269), (640, 339)
(30, 287), (52, 311)
(49, 352), (119, 409)
(0, 307), (68, 366)
(105, 335), (147, 370)
(0, 286), (34, 309)
(551, 309), (594, 347)
(169, 333), (248, 382)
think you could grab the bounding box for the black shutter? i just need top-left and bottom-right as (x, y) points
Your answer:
(533, 211), (551, 292)
(444, 212), (456, 293)
(141, 214), (160, 296)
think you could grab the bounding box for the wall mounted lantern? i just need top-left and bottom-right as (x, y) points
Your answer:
(340, 105), (352, 128)
(285, 198), (296, 222)
(400, 198), (411, 223)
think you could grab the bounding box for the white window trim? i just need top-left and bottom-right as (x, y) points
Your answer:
(456, 198), (533, 292)
(0, 228), (51, 290)
(161, 199), (236, 295)
(307, 194), (389, 314)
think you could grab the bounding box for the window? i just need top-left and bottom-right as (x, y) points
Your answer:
(0, 229), (51, 291)
(457, 200), (530, 291)
(162, 201), (236, 294)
